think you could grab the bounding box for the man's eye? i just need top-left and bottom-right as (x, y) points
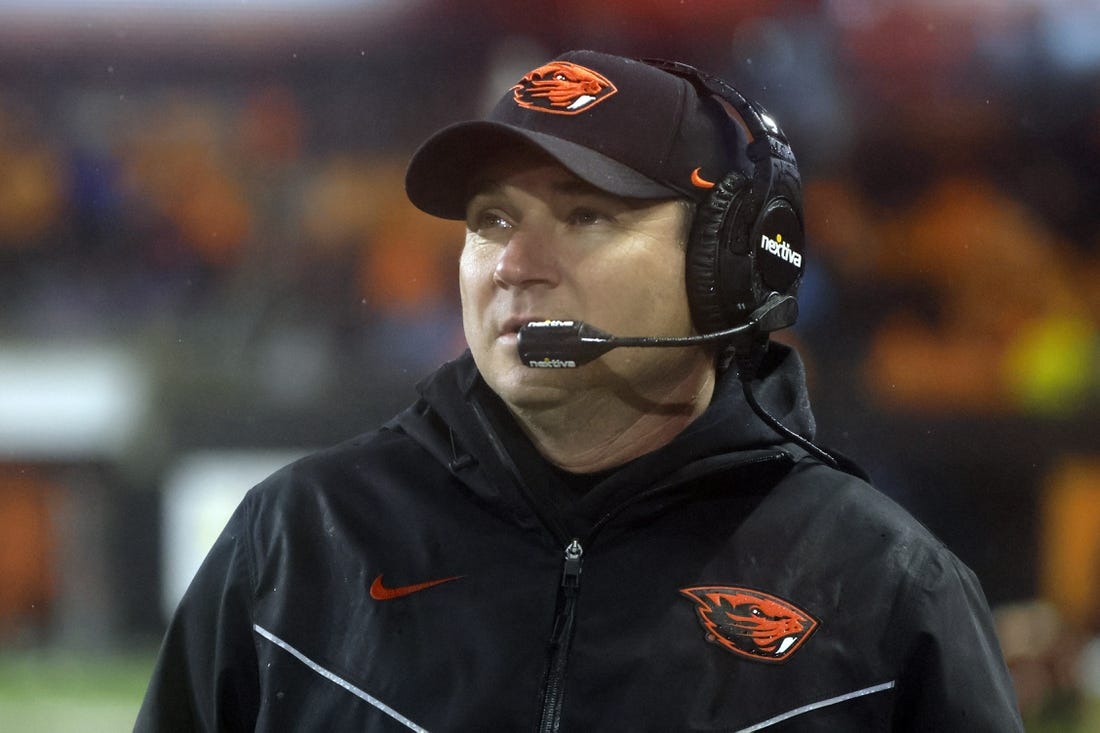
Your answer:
(470, 210), (512, 232)
(568, 208), (607, 226)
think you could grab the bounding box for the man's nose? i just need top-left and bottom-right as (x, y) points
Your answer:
(493, 227), (560, 289)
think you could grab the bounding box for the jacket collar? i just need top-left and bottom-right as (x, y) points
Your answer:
(398, 343), (816, 535)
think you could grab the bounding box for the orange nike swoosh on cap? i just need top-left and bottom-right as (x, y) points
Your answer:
(369, 574), (463, 600)
(691, 167), (716, 189)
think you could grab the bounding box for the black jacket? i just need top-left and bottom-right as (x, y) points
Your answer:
(136, 346), (1023, 732)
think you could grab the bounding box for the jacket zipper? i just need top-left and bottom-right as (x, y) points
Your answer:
(538, 538), (584, 733)
(470, 395), (794, 729)
(533, 451), (793, 731)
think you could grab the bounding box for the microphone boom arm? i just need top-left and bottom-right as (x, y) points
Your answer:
(518, 292), (798, 368)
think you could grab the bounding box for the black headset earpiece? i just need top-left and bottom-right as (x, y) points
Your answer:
(633, 61), (859, 474)
(685, 170), (754, 334)
(643, 59), (805, 339)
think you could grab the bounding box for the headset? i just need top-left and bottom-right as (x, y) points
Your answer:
(646, 60), (805, 348)
(517, 59), (860, 474)
(520, 58), (805, 367)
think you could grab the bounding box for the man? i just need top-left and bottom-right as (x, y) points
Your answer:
(136, 50), (1023, 731)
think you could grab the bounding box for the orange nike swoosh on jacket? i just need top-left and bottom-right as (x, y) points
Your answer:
(369, 574), (463, 600)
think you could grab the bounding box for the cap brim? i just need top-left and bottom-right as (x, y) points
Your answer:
(405, 120), (681, 220)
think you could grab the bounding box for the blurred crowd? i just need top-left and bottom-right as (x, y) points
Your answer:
(0, 0), (1098, 727)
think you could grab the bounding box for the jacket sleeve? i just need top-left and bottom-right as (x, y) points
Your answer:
(891, 546), (1024, 732)
(134, 497), (261, 732)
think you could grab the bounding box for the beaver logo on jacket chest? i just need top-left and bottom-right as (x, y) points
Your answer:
(680, 586), (818, 663)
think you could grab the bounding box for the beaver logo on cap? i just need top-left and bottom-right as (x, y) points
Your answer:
(512, 61), (617, 115)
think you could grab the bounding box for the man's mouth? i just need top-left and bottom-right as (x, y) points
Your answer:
(500, 316), (544, 338)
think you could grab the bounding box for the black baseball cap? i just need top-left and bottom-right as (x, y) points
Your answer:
(405, 50), (750, 220)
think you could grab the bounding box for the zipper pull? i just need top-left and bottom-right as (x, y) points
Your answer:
(550, 539), (584, 645)
(561, 539), (583, 591)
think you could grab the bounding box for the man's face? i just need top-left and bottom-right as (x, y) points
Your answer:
(459, 154), (712, 413)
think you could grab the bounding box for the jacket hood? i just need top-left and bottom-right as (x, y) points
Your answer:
(391, 344), (815, 517)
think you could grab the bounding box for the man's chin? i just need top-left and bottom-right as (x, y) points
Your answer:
(482, 359), (582, 410)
